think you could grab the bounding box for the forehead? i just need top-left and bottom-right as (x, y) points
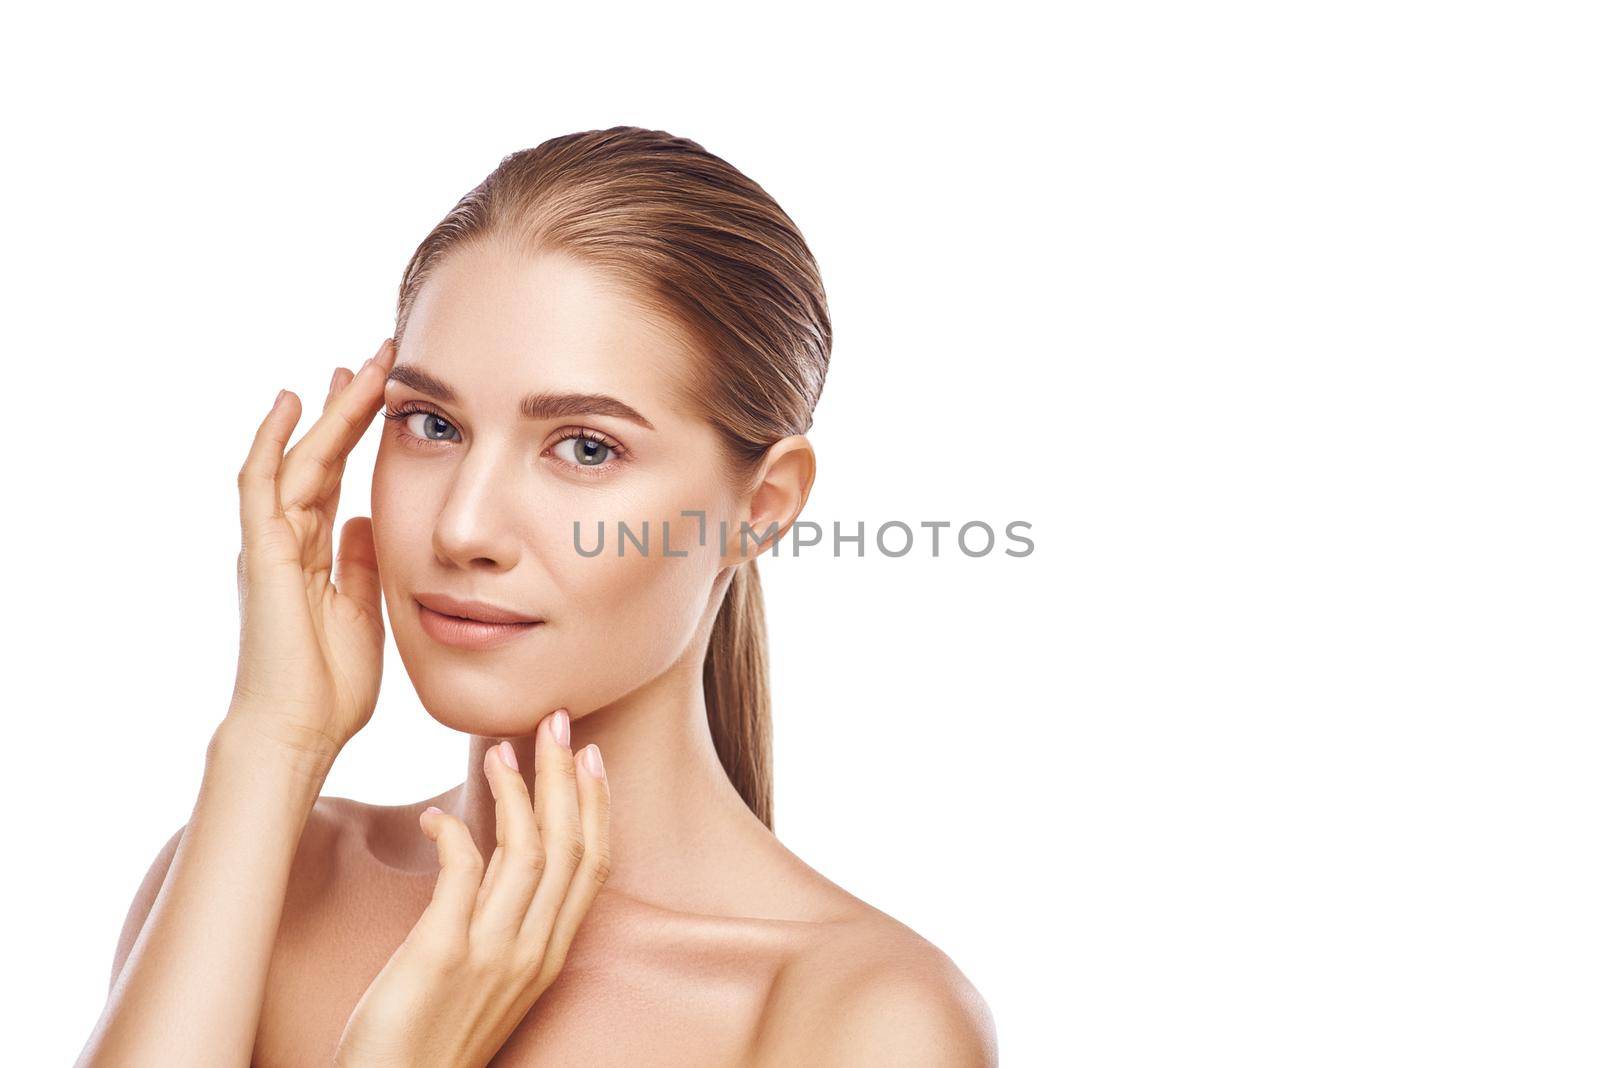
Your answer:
(399, 240), (696, 414)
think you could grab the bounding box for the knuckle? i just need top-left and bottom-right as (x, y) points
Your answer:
(335, 406), (363, 435)
(543, 755), (579, 786)
(558, 832), (587, 870)
(512, 943), (545, 980)
(519, 928), (554, 968)
(241, 528), (296, 570)
(588, 843), (613, 883)
(511, 841), (547, 876)
(534, 946), (569, 988)
(499, 831), (544, 876)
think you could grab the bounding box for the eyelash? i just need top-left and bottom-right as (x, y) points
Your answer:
(381, 401), (629, 476)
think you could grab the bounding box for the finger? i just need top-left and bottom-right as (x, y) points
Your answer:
(473, 843), (505, 918)
(296, 351), (383, 579)
(470, 746), (510, 915)
(469, 743), (523, 916)
(323, 366), (352, 413)
(278, 338), (395, 513)
(332, 515), (382, 615)
(528, 741), (611, 980)
(517, 709), (585, 957)
(238, 389), (303, 550)
(411, 806), (485, 943)
(471, 738), (544, 947)
(318, 366), (357, 524)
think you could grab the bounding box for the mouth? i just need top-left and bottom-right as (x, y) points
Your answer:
(413, 594), (544, 650)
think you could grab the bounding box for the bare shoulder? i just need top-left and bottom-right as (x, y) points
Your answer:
(280, 793), (372, 905)
(751, 907), (997, 1067)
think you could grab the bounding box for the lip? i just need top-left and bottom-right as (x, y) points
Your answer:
(414, 594), (543, 651)
(414, 592), (542, 624)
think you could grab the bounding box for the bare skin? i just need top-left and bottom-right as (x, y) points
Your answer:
(115, 791), (986, 1065)
(83, 241), (997, 1066)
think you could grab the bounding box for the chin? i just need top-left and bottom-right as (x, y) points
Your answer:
(397, 644), (572, 736)
(418, 688), (564, 738)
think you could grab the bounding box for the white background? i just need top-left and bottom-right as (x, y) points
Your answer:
(5, 3), (1596, 1065)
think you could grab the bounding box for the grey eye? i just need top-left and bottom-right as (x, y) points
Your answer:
(406, 411), (459, 441)
(555, 436), (613, 466)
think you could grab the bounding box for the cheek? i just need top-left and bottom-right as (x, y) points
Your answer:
(533, 487), (729, 687)
(547, 493), (719, 633)
(560, 530), (714, 638)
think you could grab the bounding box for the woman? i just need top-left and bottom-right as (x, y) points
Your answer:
(77, 126), (997, 1067)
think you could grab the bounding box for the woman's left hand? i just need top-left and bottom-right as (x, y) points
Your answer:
(333, 709), (611, 1067)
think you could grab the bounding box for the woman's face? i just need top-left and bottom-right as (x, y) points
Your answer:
(371, 241), (743, 736)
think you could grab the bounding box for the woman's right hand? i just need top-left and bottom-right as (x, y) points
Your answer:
(227, 337), (398, 764)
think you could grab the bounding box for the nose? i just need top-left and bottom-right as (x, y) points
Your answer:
(431, 441), (525, 572)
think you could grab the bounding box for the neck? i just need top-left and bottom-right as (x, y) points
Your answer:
(453, 643), (778, 916)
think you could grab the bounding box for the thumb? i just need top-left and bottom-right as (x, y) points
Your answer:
(334, 515), (382, 613)
(414, 807), (484, 942)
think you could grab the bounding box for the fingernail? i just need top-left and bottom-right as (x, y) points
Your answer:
(359, 356), (376, 377)
(328, 367), (342, 393)
(272, 389), (287, 410)
(422, 805), (442, 817)
(583, 744), (605, 780)
(498, 739), (519, 771)
(551, 709), (570, 749)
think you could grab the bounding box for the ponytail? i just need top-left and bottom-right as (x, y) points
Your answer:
(703, 559), (773, 828)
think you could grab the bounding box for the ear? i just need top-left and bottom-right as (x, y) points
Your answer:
(722, 435), (816, 565)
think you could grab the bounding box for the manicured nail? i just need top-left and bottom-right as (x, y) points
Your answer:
(551, 709), (570, 749)
(422, 805), (442, 817)
(328, 367), (342, 392)
(498, 739), (519, 771)
(272, 388), (287, 410)
(583, 744), (605, 780)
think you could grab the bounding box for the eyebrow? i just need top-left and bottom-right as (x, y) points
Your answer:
(385, 362), (657, 431)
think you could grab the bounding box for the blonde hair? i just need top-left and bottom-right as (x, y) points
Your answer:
(392, 127), (832, 828)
